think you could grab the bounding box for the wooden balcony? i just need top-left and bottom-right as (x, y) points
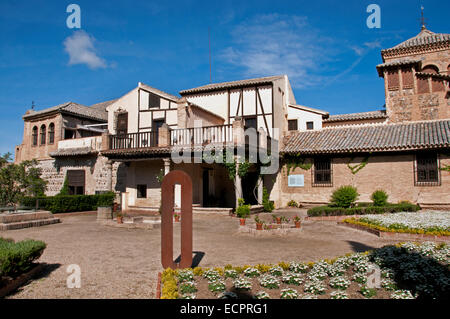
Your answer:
(105, 122), (273, 155)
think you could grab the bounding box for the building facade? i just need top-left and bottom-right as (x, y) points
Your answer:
(15, 26), (450, 210)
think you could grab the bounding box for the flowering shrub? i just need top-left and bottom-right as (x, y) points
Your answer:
(268, 266), (283, 276)
(289, 261), (309, 273)
(179, 281), (197, 294)
(304, 280), (326, 295)
(330, 291), (349, 299)
(329, 276), (351, 290)
(254, 291), (270, 299)
(282, 272), (304, 286)
(300, 294), (318, 299)
(345, 211), (450, 236)
(233, 277), (252, 290)
(360, 285), (377, 298)
(177, 270), (194, 283)
(208, 279), (226, 293)
(259, 275), (280, 289)
(280, 288), (298, 299)
(203, 269), (221, 282)
(391, 290), (415, 299)
(224, 269), (238, 279)
(352, 272), (367, 284)
(167, 242), (449, 299)
(243, 267), (260, 278)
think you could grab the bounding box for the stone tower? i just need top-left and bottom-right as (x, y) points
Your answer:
(377, 27), (450, 123)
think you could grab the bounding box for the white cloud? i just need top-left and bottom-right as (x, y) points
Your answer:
(63, 30), (107, 69)
(220, 14), (335, 88)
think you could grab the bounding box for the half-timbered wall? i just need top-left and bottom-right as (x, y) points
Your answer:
(107, 85), (179, 134)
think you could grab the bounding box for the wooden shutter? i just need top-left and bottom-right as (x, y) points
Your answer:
(401, 68), (414, 88)
(116, 113), (128, 135)
(387, 69), (399, 90)
(417, 75), (430, 94)
(431, 78), (445, 92)
(67, 170), (85, 187)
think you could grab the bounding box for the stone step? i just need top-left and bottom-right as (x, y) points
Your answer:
(0, 211), (55, 224)
(0, 218), (61, 231)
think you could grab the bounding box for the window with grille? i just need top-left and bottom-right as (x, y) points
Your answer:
(415, 153), (440, 186)
(32, 126), (38, 146)
(48, 123), (55, 144)
(313, 157), (332, 186)
(288, 119), (298, 131)
(40, 124), (46, 145)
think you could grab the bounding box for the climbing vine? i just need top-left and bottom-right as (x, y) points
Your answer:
(202, 151), (252, 181)
(347, 155), (370, 175)
(440, 165), (450, 172)
(283, 154), (312, 175)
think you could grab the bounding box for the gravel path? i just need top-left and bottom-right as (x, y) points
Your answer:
(1, 212), (402, 299)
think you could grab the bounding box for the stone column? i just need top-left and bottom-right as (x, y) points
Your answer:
(232, 117), (245, 146)
(158, 124), (171, 147)
(163, 158), (171, 175)
(106, 160), (113, 192)
(234, 159), (243, 208)
(257, 176), (263, 205)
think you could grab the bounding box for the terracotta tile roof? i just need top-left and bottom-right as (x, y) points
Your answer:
(376, 59), (422, 76)
(283, 120), (450, 154)
(180, 75), (284, 95)
(90, 99), (118, 111)
(138, 82), (181, 102)
(23, 101), (108, 122)
(50, 147), (98, 157)
(382, 28), (450, 56)
(323, 110), (387, 123)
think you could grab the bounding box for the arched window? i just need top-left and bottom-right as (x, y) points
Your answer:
(32, 126), (38, 146)
(422, 65), (439, 74)
(40, 124), (46, 145)
(48, 123), (55, 144)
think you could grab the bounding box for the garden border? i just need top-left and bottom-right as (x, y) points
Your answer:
(156, 272), (162, 299)
(338, 221), (450, 242)
(0, 263), (45, 298)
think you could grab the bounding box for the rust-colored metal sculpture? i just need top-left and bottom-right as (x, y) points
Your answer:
(161, 170), (193, 269)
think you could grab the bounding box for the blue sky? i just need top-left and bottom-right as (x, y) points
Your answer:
(1, 0), (449, 155)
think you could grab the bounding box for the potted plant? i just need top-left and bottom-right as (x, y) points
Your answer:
(174, 212), (180, 222)
(254, 216), (264, 230)
(281, 216), (290, 224)
(236, 198), (250, 225)
(272, 214), (281, 224)
(294, 215), (301, 228)
(116, 211), (124, 224)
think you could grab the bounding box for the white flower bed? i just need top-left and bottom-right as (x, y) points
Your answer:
(361, 211), (450, 231)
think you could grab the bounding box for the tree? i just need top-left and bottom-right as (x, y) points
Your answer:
(0, 153), (47, 206)
(58, 175), (70, 196)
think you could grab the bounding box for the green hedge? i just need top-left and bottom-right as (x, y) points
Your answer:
(0, 238), (46, 278)
(307, 203), (420, 217)
(21, 192), (115, 213)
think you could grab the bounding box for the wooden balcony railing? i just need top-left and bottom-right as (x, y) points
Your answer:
(170, 124), (233, 146)
(109, 131), (158, 150)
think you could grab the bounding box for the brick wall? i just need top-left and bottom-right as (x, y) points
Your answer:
(278, 153), (450, 207)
